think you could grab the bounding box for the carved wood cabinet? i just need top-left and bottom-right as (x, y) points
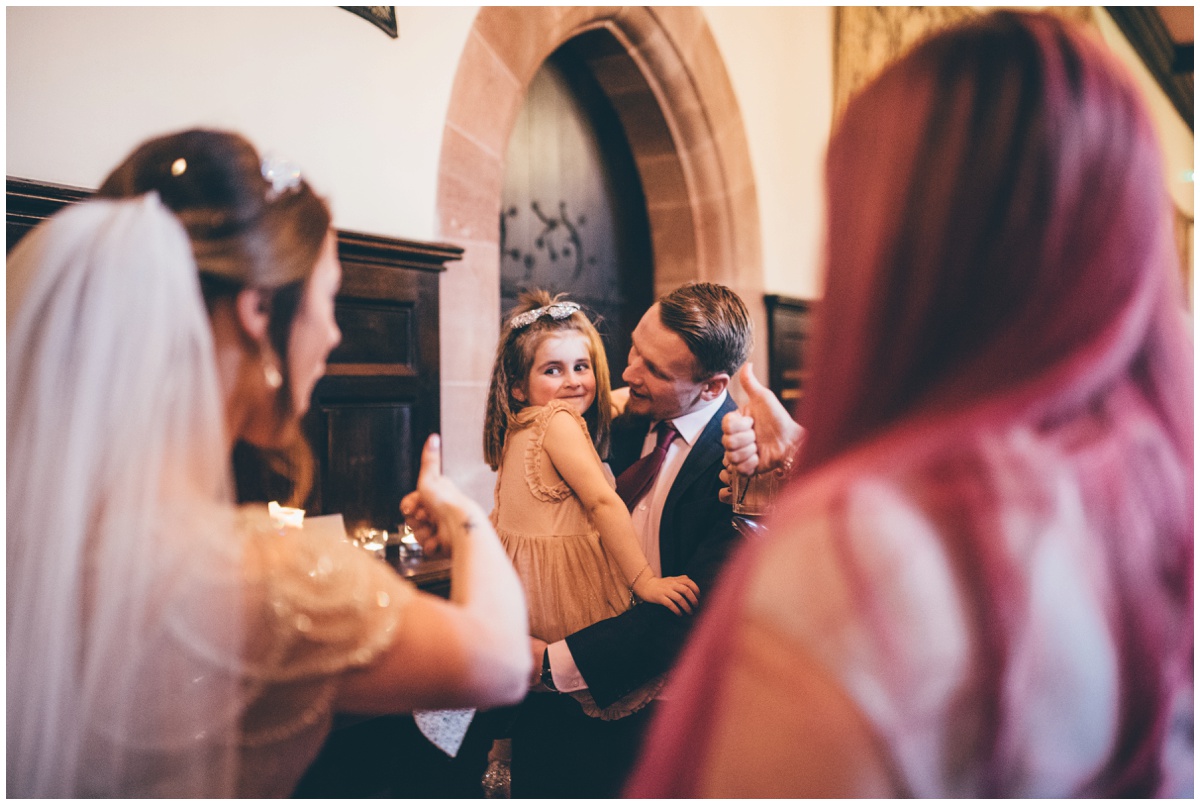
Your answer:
(304, 231), (455, 531)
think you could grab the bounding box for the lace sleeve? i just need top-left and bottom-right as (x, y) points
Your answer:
(238, 514), (415, 745)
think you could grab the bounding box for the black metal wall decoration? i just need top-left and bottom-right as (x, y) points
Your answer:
(340, 6), (398, 39)
(500, 200), (596, 283)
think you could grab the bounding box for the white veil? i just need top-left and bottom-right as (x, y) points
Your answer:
(7, 194), (246, 796)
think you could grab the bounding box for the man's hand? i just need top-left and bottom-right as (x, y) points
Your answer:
(529, 637), (548, 688)
(723, 363), (805, 477)
(718, 465), (735, 505)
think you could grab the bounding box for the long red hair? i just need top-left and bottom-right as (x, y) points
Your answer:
(794, 12), (1192, 795)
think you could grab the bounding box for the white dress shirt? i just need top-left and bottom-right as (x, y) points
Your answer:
(547, 391), (729, 692)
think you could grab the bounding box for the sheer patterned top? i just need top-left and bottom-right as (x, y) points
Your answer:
(235, 505), (415, 796)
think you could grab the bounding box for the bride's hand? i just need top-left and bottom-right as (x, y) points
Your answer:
(399, 434), (483, 555)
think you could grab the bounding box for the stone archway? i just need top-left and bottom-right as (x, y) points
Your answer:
(435, 6), (763, 500)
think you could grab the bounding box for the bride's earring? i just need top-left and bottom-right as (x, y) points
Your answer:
(262, 354), (283, 390)
(263, 360), (283, 389)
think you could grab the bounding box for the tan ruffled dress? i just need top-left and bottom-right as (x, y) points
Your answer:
(493, 401), (663, 719)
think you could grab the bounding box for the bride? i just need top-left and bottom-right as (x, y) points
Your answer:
(7, 129), (531, 797)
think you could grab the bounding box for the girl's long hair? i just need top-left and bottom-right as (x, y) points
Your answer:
(484, 290), (612, 470)
(790, 11), (1191, 795)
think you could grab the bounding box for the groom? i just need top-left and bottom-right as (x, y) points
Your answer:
(510, 282), (753, 797)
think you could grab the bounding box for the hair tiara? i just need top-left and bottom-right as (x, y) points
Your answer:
(166, 153), (304, 202)
(509, 301), (582, 330)
(260, 155), (303, 200)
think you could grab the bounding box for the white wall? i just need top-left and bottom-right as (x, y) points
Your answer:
(705, 6), (834, 302)
(6, 6), (476, 240)
(7, 6), (836, 301)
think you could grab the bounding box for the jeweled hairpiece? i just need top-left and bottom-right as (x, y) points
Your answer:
(261, 155), (303, 200)
(509, 301), (582, 330)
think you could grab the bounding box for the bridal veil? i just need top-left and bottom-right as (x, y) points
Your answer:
(7, 194), (245, 796)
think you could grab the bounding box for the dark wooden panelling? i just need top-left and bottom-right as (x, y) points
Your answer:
(6, 177), (90, 251)
(316, 402), (413, 529)
(330, 300), (415, 367)
(764, 294), (813, 415)
(306, 374), (426, 530)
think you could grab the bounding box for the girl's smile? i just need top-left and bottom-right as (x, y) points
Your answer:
(515, 332), (597, 416)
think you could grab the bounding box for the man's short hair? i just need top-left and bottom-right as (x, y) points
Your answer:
(657, 282), (752, 379)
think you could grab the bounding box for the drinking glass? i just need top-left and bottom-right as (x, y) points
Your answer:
(730, 468), (785, 517)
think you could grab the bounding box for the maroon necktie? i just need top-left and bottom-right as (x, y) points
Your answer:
(615, 422), (678, 510)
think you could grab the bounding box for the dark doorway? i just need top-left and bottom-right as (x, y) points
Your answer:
(500, 36), (654, 381)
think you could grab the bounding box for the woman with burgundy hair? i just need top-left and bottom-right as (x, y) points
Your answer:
(628, 11), (1192, 797)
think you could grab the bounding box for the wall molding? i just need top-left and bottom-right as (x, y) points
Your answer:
(5, 176), (464, 266)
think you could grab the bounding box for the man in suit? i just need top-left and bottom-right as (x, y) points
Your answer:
(509, 282), (753, 797)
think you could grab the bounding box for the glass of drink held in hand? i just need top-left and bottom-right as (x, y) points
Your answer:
(730, 467), (786, 517)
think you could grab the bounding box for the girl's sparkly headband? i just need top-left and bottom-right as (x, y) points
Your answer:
(509, 301), (582, 330)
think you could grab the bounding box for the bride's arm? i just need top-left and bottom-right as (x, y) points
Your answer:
(334, 435), (530, 713)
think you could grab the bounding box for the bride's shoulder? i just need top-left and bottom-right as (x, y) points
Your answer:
(225, 507), (415, 728)
(235, 504), (415, 664)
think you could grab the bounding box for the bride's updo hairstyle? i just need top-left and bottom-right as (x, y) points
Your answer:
(98, 130), (332, 499)
(9, 129), (336, 797)
(98, 129), (331, 422)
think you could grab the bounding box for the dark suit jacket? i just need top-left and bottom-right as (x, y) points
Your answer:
(565, 394), (740, 708)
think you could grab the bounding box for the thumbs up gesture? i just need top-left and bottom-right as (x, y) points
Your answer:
(722, 363), (805, 477)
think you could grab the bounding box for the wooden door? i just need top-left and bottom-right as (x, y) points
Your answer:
(500, 41), (653, 380)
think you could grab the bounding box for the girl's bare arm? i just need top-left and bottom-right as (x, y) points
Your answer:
(542, 411), (699, 614)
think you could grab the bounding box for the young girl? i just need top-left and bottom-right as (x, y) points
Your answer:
(484, 291), (700, 715)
